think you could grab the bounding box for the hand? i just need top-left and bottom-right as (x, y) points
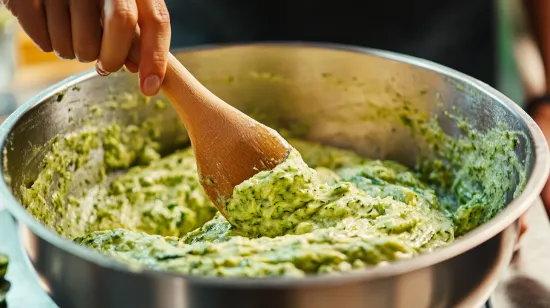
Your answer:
(531, 103), (550, 215)
(513, 102), (550, 246)
(2, 0), (171, 96)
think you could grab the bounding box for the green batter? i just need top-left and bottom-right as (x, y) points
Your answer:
(72, 140), (454, 277)
(20, 106), (524, 278)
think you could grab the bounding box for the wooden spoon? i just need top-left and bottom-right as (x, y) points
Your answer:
(126, 40), (291, 216)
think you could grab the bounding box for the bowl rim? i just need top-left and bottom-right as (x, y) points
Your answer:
(0, 41), (549, 288)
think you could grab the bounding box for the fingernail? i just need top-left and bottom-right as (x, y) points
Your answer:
(143, 75), (161, 96)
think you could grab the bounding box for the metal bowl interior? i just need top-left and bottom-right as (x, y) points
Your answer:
(0, 43), (548, 308)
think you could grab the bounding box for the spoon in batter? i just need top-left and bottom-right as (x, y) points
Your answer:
(126, 36), (291, 216)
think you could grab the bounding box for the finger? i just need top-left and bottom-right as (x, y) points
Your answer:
(98, 0), (138, 72)
(4, 0), (52, 52)
(69, 0), (102, 62)
(136, 0), (171, 96)
(95, 62), (111, 76)
(44, 0), (74, 59)
(124, 59), (139, 73)
(513, 213), (528, 251)
(542, 185), (550, 217)
(519, 213), (528, 238)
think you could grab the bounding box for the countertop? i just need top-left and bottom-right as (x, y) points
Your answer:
(0, 211), (56, 307)
(492, 199), (550, 308)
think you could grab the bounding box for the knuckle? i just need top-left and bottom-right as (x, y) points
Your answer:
(151, 50), (166, 64)
(148, 2), (170, 29)
(111, 8), (138, 30)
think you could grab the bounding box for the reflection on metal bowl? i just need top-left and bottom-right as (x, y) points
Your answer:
(0, 43), (548, 308)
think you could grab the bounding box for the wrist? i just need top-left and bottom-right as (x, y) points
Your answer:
(526, 94), (550, 116)
(531, 104), (550, 130)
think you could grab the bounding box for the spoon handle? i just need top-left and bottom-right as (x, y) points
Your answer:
(126, 31), (241, 136)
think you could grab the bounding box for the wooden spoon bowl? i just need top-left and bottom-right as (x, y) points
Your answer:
(127, 42), (291, 215)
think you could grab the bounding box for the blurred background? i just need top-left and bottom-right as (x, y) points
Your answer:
(0, 0), (543, 118)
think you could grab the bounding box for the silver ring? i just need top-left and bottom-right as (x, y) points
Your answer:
(95, 62), (110, 77)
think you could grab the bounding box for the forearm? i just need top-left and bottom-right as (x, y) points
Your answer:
(524, 0), (550, 92)
(523, 0), (550, 215)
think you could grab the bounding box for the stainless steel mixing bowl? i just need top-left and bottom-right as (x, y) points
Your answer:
(0, 43), (549, 308)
